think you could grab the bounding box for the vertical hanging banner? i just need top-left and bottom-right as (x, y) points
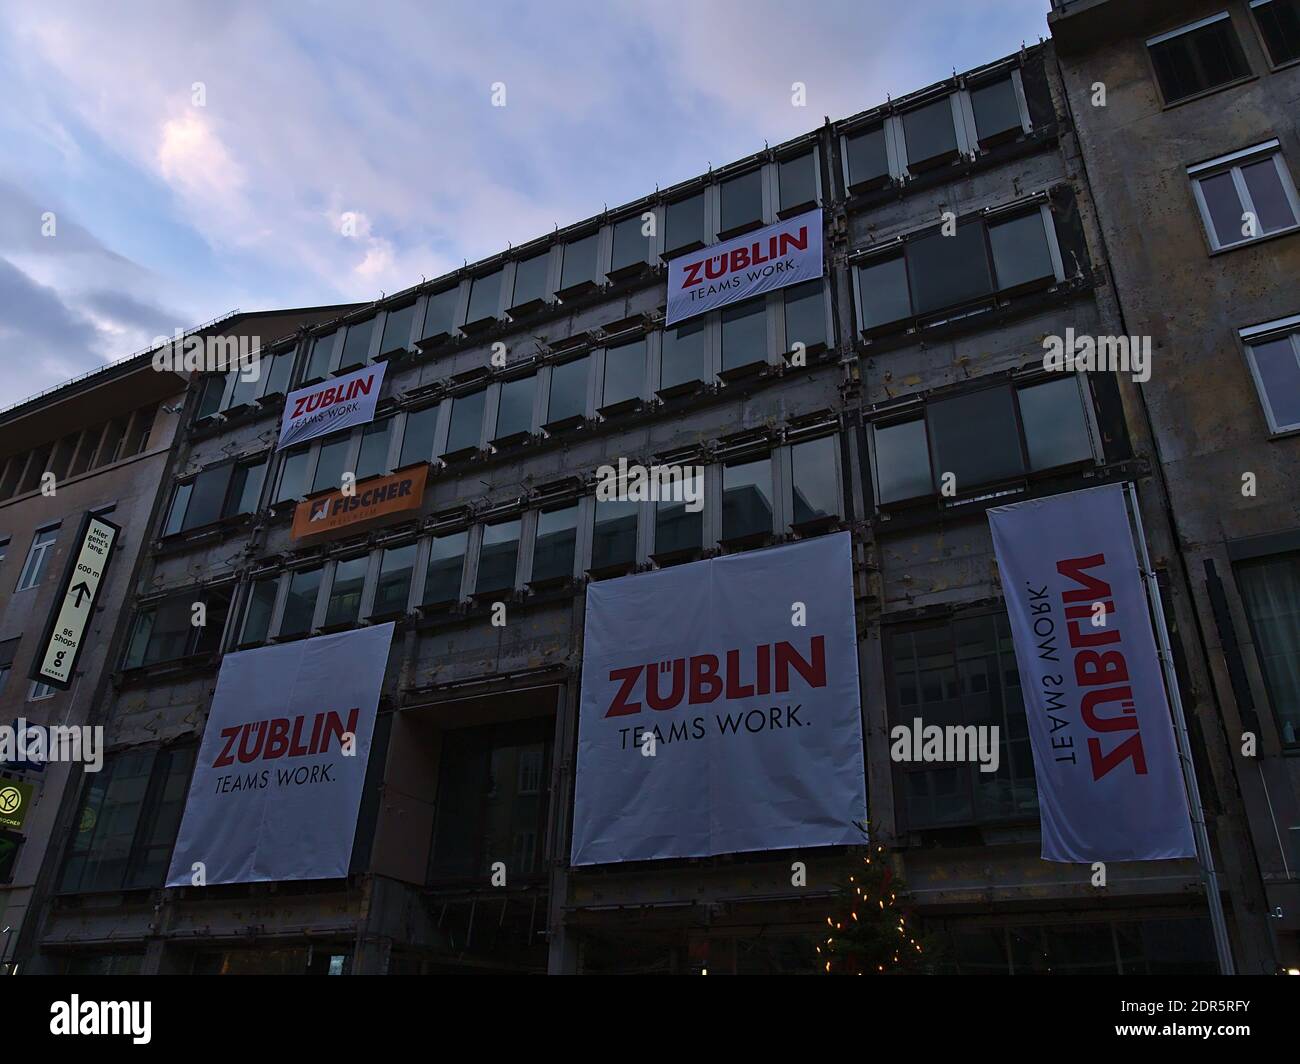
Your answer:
(166, 623), (393, 886)
(988, 484), (1194, 862)
(277, 361), (387, 450)
(570, 533), (866, 866)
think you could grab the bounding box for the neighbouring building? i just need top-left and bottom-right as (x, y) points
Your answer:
(1051, 0), (1300, 968)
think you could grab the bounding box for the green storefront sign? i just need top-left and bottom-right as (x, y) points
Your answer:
(0, 779), (34, 831)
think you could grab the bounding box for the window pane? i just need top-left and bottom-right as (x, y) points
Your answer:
(1255, 0), (1300, 65)
(467, 270), (502, 323)
(313, 436), (350, 494)
(424, 531), (467, 605)
(241, 578), (278, 644)
(661, 319), (706, 390)
(907, 224), (993, 314)
(184, 464), (234, 530)
(1241, 158), (1298, 234)
(611, 215), (647, 273)
(326, 556), (368, 626)
(1150, 19), (1250, 103)
(263, 349), (294, 396)
(164, 482), (192, 536)
(374, 544), (416, 615)
(561, 234), (599, 290)
(722, 459), (773, 541)
(476, 520), (520, 594)
(444, 390), (485, 455)
(195, 374), (225, 419)
(511, 252), (549, 307)
(422, 287), (458, 339)
(858, 257), (912, 329)
(656, 471), (703, 555)
(228, 459), (266, 516)
(665, 193), (705, 255)
(602, 338), (645, 407)
(339, 318), (375, 369)
(903, 98), (957, 167)
(791, 436), (839, 524)
(1199, 170), (1248, 246)
(276, 447), (310, 503)
(1235, 553), (1300, 744)
(280, 567), (322, 636)
(127, 746), (197, 889)
(228, 366), (260, 408)
(79, 750), (154, 892)
(380, 303), (416, 354)
(721, 170), (763, 232)
(721, 298), (767, 371)
(928, 388), (1024, 489)
(845, 126), (888, 187)
(532, 505), (578, 582)
(1248, 335), (1300, 430)
(495, 376), (536, 440)
(875, 420), (932, 503)
(547, 356), (589, 424)
(399, 406), (438, 467)
(779, 152), (817, 211)
(356, 418), (393, 479)
(971, 77), (1022, 142)
(305, 331), (335, 381)
(989, 212), (1055, 290)
(784, 280), (826, 351)
(1017, 378), (1093, 470)
(592, 498), (637, 570)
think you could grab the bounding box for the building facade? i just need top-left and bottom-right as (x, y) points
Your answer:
(1051, 0), (1300, 968)
(12, 32), (1283, 974)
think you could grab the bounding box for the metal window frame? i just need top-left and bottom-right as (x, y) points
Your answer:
(1189, 144), (1300, 252)
(15, 524), (60, 592)
(1241, 322), (1300, 433)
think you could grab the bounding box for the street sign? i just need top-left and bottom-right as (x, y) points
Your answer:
(30, 512), (120, 691)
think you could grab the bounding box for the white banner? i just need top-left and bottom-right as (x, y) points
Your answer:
(277, 361), (387, 450)
(570, 533), (866, 865)
(665, 209), (823, 326)
(988, 485), (1194, 862)
(165, 623), (393, 886)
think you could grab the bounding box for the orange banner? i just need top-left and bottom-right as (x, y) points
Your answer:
(292, 464), (428, 540)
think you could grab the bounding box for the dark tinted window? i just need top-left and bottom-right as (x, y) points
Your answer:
(195, 374), (226, 419)
(902, 98), (957, 167)
(325, 555), (368, 626)
(971, 77), (1023, 142)
(467, 270), (502, 323)
(592, 499), (637, 570)
(240, 578), (278, 644)
(784, 280), (826, 351)
(656, 473), (703, 555)
(424, 531), (468, 605)
(720, 170), (763, 232)
(228, 365), (261, 408)
(665, 193), (705, 256)
(356, 417), (393, 479)
(374, 544), (416, 615)
(262, 348), (295, 396)
(184, 464), (234, 530)
(511, 252), (549, 307)
(495, 376), (536, 439)
(927, 388), (1023, 489)
(276, 446), (310, 503)
(1149, 17), (1250, 103)
(989, 212), (1055, 290)
(280, 567), (322, 636)
(721, 298), (767, 371)
(339, 318), (374, 370)
(380, 303), (416, 354)
(305, 331), (336, 381)
(602, 338), (645, 407)
(1235, 551), (1300, 744)
(790, 436), (839, 524)
(611, 215), (647, 273)
(560, 234), (599, 290)
(532, 505), (578, 582)
(312, 435), (350, 494)
(422, 287), (459, 339)
(845, 126), (889, 187)
(722, 459), (773, 541)
(476, 520), (520, 594)
(875, 419), (932, 503)
(1254, 0), (1300, 65)
(661, 319), (706, 390)
(858, 256), (912, 330)
(1243, 157), (1298, 234)
(229, 459), (266, 515)
(164, 482), (192, 536)
(907, 224), (992, 314)
(1017, 378), (1093, 470)
(399, 406), (438, 467)
(779, 152), (818, 211)
(443, 390), (485, 455)
(547, 356), (589, 424)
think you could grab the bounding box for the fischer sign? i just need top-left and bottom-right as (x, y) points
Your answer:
(277, 361), (387, 450)
(665, 208), (823, 326)
(292, 464), (428, 540)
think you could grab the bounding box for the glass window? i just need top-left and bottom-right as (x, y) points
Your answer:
(875, 419), (932, 503)
(779, 152), (818, 212)
(399, 406), (438, 467)
(356, 418), (393, 480)
(784, 280), (826, 351)
(1017, 378), (1093, 470)
(325, 556), (368, 627)
(280, 567), (322, 637)
(721, 298), (767, 372)
(602, 338), (645, 408)
(970, 77), (1023, 143)
(1235, 552), (1300, 745)
(476, 519), (520, 594)
(906, 224), (993, 315)
(241, 577), (278, 644)
(312, 435), (351, 494)
(424, 530), (467, 605)
(228, 459), (266, 515)
(227, 365), (261, 409)
(262, 348), (295, 396)
(560, 234), (599, 290)
(195, 374), (226, 419)
(1253, 0), (1300, 65)
(532, 505), (578, 583)
(660, 319), (706, 391)
(655, 470), (704, 556)
(124, 590), (231, 667)
(610, 215), (647, 274)
(95, 419), (126, 468)
(902, 98), (957, 168)
(665, 192), (705, 256)
(1148, 15), (1251, 104)
(791, 436), (839, 524)
(722, 459), (773, 541)
(720, 169), (763, 232)
(989, 211), (1055, 290)
(495, 376), (536, 440)
(16, 526), (59, 591)
(467, 270), (503, 323)
(380, 303), (416, 355)
(845, 125), (889, 188)
(276, 446), (311, 503)
(443, 390), (486, 456)
(1245, 329), (1300, 432)
(1193, 150), (1299, 250)
(164, 482), (193, 536)
(374, 544), (416, 615)
(305, 331), (336, 381)
(547, 356), (589, 425)
(511, 252), (549, 308)
(927, 387), (1024, 490)
(592, 498), (637, 570)
(422, 287), (459, 339)
(857, 256), (912, 330)
(182, 464), (234, 530)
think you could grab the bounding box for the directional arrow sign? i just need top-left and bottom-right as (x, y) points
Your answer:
(31, 512), (120, 690)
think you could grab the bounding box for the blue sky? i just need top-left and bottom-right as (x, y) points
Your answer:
(0, 0), (1052, 408)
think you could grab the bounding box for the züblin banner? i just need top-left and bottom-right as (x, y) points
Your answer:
(665, 208), (823, 326)
(277, 360), (387, 450)
(165, 623), (393, 886)
(988, 485), (1194, 863)
(570, 532), (866, 865)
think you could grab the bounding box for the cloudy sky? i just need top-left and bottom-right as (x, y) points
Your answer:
(0, 0), (1051, 409)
